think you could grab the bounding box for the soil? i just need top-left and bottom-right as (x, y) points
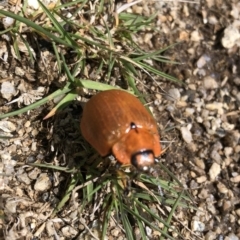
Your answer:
(0, 0), (240, 240)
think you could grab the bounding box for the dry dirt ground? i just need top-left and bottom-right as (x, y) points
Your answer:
(0, 0), (240, 240)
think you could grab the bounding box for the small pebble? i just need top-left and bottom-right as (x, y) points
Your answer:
(28, 0), (39, 10)
(1, 81), (17, 100)
(179, 30), (189, 41)
(26, 155), (36, 163)
(196, 176), (207, 183)
(167, 88), (181, 101)
(224, 147), (233, 157)
(222, 24), (240, 49)
(198, 188), (208, 199)
(230, 175), (240, 183)
(28, 168), (41, 180)
(46, 220), (55, 236)
(203, 76), (218, 90)
(205, 102), (223, 114)
(190, 171), (197, 178)
(2, 17), (14, 28)
(191, 220), (205, 232)
(111, 229), (120, 237)
(41, 192), (50, 202)
(5, 199), (17, 214)
(209, 163), (221, 180)
(208, 15), (218, 25)
(17, 172), (31, 185)
(61, 226), (78, 238)
(176, 101), (187, 107)
(34, 173), (52, 191)
(205, 231), (217, 240)
(221, 122), (235, 131)
(180, 126), (193, 143)
(31, 142), (37, 151)
(229, 214), (236, 223)
(196, 54), (210, 68)
(230, 5), (239, 19)
(145, 226), (152, 238)
(227, 233), (239, 240)
(217, 182), (228, 194)
(210, 150), (222, 163)
(236, 208), (240, 217)
(233, 77), (240, 86)
(185, 108), (195, 116)
(211, 141), (222, 152)
(197, 57), (206, 68)
(223, 200), (232, 212)
(15, 67), (25, 77)
(144, 33), (153, 44)
(0, 121), (16, 133)
(207, 202), (217, 215)
(195, 158), (205, 170)
(191, 30), (203, 42)
(215, 128), (226, 138)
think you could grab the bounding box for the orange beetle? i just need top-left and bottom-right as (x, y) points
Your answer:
(80, 89), (162, 171)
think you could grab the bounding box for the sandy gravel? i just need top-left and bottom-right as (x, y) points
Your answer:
(0, 0), (240, 239)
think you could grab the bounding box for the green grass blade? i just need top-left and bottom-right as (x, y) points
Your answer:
(52, 42), (61, 72)
(0, 27), (14, 34)
(19, 34), (35, 65)
(120, 207), (134, 240)
(38, 1), (78, 48)
(131, 43), (179, 61)
(27, 163), (76, 173)
(61, 52), (76, 84)
(161, 191), (185, 240)
(86, 173), (94, 202)
(0, 10), (73, 47)
(102, 194), (114, 240)
(75, 79), (121, 91)
(12, 35), (21, 60)
(53, 172), (80, 216)
(136, 61), (182, 83)
(134, 205), (147, 240)
(43, 91), (77, 119)
(123, 203), (175, 240)
(0, 83), (72, 119)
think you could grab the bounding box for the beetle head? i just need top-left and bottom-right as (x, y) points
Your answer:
(131, 150), (155, 171)
(112, 124), (161, 171)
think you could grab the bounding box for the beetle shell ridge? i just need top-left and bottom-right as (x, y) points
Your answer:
(80, 89), (161, 169)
